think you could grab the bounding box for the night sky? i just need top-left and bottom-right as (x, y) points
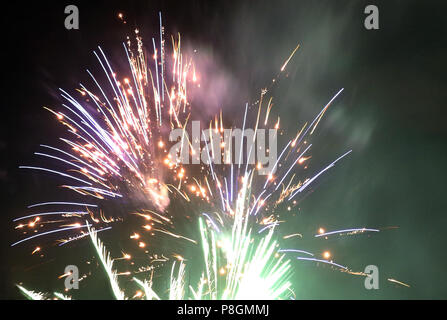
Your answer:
(1, 0), (447, 299)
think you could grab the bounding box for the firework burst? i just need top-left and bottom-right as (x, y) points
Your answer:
(13, 13), (393, 300)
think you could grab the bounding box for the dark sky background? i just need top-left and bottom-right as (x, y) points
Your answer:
(1, 0), (447, 299)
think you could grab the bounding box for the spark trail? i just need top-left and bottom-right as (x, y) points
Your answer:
(13, 13), (400, 299)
